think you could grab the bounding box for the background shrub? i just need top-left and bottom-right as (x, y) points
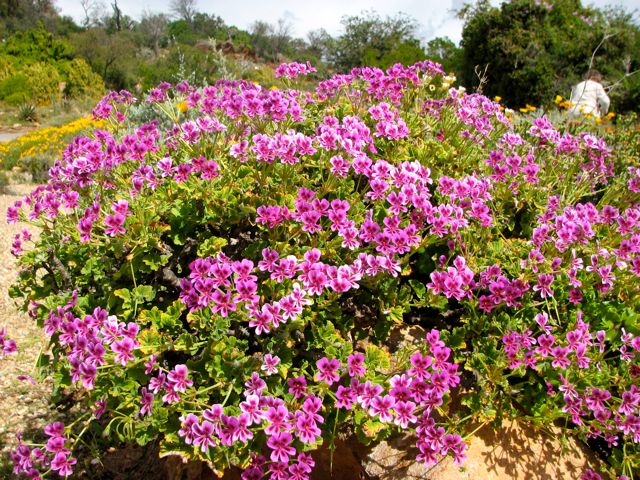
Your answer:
(59, 58), (105, 99)
(22, 61), (61, 105)
(0, 73), (31, 105)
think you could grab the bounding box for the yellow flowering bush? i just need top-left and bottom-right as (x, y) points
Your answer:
(0, 117), (102, 179)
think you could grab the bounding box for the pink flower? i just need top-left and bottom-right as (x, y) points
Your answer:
(369, 395), (395, 422)
(393, 400), (417, 428)
(267, 431), (296, 463)
(111, 337), (135, 365)
(240, 395), (264, 425)
(295, 413), (321, 444)
(140, 387), (154, 416)
(50, 452), (76, 477)
(261, 354), (280, 375)
(104, 213), (126, 236)
(347, 352), (366, 378)
(288, 376), (307, 398)
(265, 405), (289, 435)
(167, 364), (193, 392)
(315, 357), (341, 385)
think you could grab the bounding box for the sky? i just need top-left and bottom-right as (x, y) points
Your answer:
(54, 0), (640, 44)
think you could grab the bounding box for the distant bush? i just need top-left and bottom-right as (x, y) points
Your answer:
(0, 73), (31, 105)
(1, 26), (74, 64)
(60, 58), (105, 99)
(22, 62), (61, 105)
(0, 54), (14, 81)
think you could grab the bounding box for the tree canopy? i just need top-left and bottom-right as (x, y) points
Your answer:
(458, 0), (640, 110)
(327, 11), (426, 71)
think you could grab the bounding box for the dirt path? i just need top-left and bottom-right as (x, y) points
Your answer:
(0, 184), (53, 475)
(0, 132), (24, 142)
(0, 126), (35, 143)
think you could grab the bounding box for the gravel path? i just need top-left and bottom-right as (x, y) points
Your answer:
(0, 184), (53, 473)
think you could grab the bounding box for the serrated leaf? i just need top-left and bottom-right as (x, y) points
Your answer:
(365, 344), (390, 372)
(197, 236), (229, 257)
(408, 279), (426, 299)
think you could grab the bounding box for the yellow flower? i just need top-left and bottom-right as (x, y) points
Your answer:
(176, 101), (188, 113)
(554, 95), (563, 104)
(493, 96), (501, 102)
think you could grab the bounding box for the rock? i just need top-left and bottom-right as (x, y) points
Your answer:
(362, 434), (432, 479)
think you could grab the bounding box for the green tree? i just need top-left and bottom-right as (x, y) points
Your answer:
(425, 37), (463, 75)
(458, 0), (640, 110)
(0, 0), (58, 33)
(138, 11), (169, 56)
(70, 28), (137, 89)
(328, 11), (425, 71)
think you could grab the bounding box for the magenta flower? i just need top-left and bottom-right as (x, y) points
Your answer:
(104, 213), (126, 236)
(111, 336), (135, 365)
(315, 357), (341, 385)
(140, 387), (154, 416)
(267, 431), (296, 463)
(369, 394), (396, 422)
(347, 352), (366, 378)
(239, 374), (265, 398)
(240, 395), (264, 425)
(265, 405), (289, 435)
(178, 413), (199, 444)
(50, 452), (76, 477)
(0, 328), (17, 357)
(167, 364), (193, 392)
(393, 400), (417, 428)
(295, 413), (321, 444)
(533, 273), (555, 298)
(288, 376), (308, 398)
(261, 354), (280, 375)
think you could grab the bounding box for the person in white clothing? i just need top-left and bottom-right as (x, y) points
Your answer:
(568, 70), (610, 118)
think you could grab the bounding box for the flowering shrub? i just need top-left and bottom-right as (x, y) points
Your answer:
(5, 61), (640, 479)
(0, 117), (100, 182)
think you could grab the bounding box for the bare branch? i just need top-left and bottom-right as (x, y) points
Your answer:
(47, 250), (72, 291)
(605, 69), (640, 92)
(474, 64), (489, 94)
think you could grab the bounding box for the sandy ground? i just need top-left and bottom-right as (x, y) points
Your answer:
(0, 184), (53, 473)
(0, 132), (24, 142)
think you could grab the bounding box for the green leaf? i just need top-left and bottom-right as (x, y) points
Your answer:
(365, 344), (391, 372)
(133, 285), (156, 303)
(174, 333), (197, 353)
(197, 236), (229, 257)
(408, 279), (426, 299)
(114, 288), (132, 309)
